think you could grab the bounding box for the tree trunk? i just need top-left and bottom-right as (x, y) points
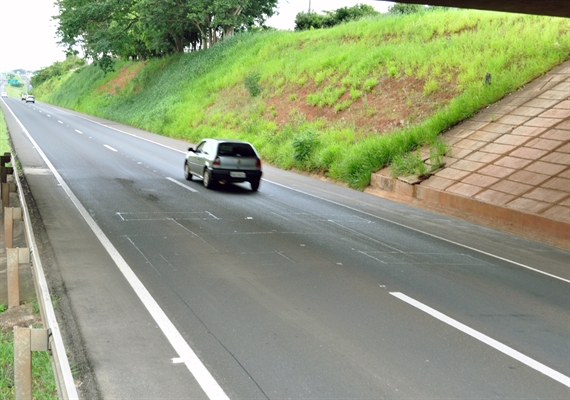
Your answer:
(224, 26), (235, 38)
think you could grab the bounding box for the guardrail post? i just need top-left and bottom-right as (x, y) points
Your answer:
(7, 247), (29, 309)
(1, 165), (13, 184)
(4, 206), (22, 249)
(2, 182), (16, 210)
(1, 152), (14, 207)
(2, 182), (9, 209)
(14, 327), (32, 400)
(14, 327), (49, 400)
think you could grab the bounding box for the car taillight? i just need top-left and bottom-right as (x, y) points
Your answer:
(213, 156), (221, 166)
(256, 158), (261, 169)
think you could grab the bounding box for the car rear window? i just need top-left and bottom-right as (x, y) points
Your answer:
(217, 143), (255, 157)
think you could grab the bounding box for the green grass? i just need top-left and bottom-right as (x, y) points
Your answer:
(1, 328), (58, 399)
(34, 9), (570, 189)
(0, 108), (11, 155)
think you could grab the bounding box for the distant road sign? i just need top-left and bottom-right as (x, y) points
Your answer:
(8, 79), (18, 84)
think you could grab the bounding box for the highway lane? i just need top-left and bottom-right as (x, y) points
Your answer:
(3, 98), (569, 398)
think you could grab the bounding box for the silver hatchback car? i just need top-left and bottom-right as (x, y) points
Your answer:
(184, 139), (263, 191)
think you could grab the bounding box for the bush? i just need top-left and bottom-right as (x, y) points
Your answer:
(388, 3), (425, 15)
(244, 71), (262, 97)
(295, 4), (380, 31)
(292, 129), (320, 162)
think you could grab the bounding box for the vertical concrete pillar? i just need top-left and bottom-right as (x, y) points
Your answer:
(7, 248), (20, 308)
(14, 327), (32, 400)
(4, 206), (14, 248)
(1, 182), (9, 209)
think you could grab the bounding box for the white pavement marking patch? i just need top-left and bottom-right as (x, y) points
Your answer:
(16, 113), (230, 400)
(166, 177), (198, 192)
(116, 211), (214, 221)
(104, 144), (118, 152)
(390, 292), (570, 388)
(23, 168), (52, 176)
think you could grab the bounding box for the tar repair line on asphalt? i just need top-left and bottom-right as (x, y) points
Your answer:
(264, 179), (570, 284)
(390, 292), (570, 388)
(10, 107), (231, 400)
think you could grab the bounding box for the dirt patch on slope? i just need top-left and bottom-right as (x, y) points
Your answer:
(96, 63), (146, 95)
(209, 75), (458, 134)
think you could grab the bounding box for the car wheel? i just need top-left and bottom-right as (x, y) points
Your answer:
(250, 179), (260, 192)
(184, 162), (193, 181)
(203, 169), (212, 189)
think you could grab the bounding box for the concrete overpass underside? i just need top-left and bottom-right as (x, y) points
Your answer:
(382, 1), (570, 18)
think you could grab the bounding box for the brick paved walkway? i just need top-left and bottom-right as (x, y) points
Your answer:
(369, 61), (570, 249)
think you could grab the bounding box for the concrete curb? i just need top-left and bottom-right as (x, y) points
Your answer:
(370, 173), (570, 249)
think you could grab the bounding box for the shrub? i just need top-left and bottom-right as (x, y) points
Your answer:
(244, 71), (262, 97)
(292, 129), (320, 162)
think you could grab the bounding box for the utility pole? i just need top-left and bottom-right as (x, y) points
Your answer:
(308, 0), (311, 13)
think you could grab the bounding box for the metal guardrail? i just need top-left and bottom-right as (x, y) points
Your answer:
(12, 155), (79, 399)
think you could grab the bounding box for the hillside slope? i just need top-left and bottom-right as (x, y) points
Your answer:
(35, 9), (570, 189)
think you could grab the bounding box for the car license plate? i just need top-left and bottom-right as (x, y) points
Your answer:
(230, 171), (246, 178)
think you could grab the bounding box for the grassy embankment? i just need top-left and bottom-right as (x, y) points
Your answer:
(0, 111), (57, 398)
(2, 76), (27, 99)
(34, 9), (570, 189)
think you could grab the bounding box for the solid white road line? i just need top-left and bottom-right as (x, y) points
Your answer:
(166, 177), (198, 192)
(15, 112), (229, 399)
(390, 291), (570, 388)
(264, 179), (570, 284)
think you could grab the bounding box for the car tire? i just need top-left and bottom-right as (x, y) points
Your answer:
(203, 169), (212, 189)
(250, 179), (260, 192)
(184, 162), (193, 181)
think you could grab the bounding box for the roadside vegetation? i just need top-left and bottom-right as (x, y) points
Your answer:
(0, 316), (58, 399)
(33, 9), (570, 189)
(0, 110), (10, 154)
(30, 56), (85, 88)
(3, 75), (27, 98)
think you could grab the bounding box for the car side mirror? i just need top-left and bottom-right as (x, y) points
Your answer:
(188, 147), (195, 152)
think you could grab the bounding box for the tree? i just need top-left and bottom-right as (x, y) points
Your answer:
(295, 3), (380, 31)
(294, 11), (325, 31)
(388, 3), (426, 15)
(55, 0), (142, 73)
(55, 0), (278, 72)
(187, 0), (277, 49)
(137, 0), (198, 54)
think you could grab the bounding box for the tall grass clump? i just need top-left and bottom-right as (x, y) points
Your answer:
(38, 9), (570, 189)
(0, 110), (11, 155)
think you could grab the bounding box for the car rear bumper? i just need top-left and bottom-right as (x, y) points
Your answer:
(210, 169), (262, 182)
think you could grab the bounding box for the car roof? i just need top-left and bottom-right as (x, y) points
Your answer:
(203, 138), (251, 145)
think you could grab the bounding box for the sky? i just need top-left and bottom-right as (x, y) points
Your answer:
(0, 0), (394, 73)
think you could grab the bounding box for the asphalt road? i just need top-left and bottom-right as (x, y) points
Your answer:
(2, 97), (569, 399)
